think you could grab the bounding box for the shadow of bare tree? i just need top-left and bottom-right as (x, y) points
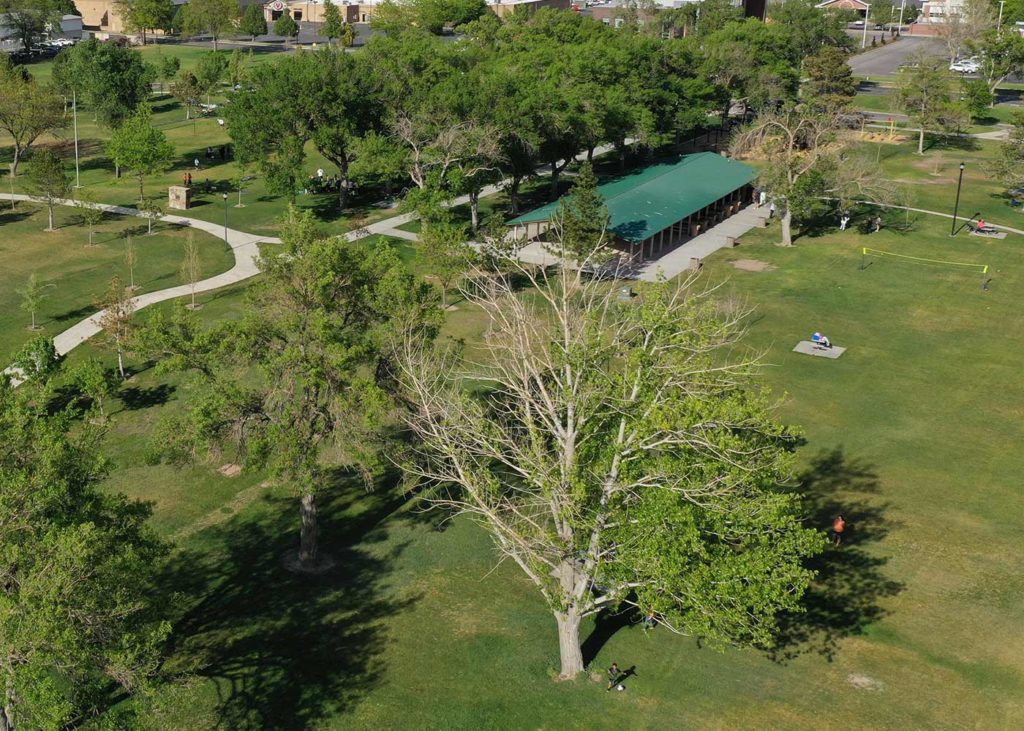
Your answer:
(769, 448), (904, 662)
(158, 476), (418, 729)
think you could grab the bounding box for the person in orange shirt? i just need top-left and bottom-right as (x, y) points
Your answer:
(831, 515), (846, 546)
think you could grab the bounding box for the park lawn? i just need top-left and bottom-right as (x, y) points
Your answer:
(872, 137), (1023, 223)
(64, 193), (1024, 728)
(1, 82), (399, 238)
(0, 202), (232, 360)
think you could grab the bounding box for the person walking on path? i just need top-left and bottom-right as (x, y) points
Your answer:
(839, 210), (850, 231)
(831, 515), (846, 546)
(606, 663), (620, 692)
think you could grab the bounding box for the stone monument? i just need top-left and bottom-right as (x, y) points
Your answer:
(169, 185), (192, 211)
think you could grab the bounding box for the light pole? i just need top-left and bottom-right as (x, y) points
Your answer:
(951, 162), (966, 236)
(72, 88), (80, 188)
(862, 5), (871, 49)
(222, 193), (229, 243)
(898, 0), (906, 30)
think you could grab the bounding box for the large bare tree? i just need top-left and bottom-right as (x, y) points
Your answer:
(396, 247), (823, 679)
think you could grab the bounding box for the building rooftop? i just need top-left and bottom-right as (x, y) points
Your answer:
(507, 152), (755, 243)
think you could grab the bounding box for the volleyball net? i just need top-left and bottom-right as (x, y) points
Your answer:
(861, 248), (989, 275)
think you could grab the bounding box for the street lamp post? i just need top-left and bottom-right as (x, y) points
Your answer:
(222, 193), (229, 243)
(862, 6), (871, 49)
(73, 88), (80, 188)
(951, 162), (966, 236)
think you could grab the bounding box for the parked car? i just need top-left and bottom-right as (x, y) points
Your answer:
(949, 59), (980, 73)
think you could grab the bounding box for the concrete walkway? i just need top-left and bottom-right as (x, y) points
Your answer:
(636, 204), (767, 282)
(1, 193), (280, 361)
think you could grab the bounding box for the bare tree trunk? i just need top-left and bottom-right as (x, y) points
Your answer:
(10, 147), (21, 176)
(550, 160), (561, 200)
(299, 492), (318, 566)
(781, 209), (793, 246)
(469, 189), (480, 232)
(117, 349), (125, 379)
(47, 203), (53, 231)
(509, 177), (521, 215)
(918, 127), (925, 155)
(555, 609), (584, 679)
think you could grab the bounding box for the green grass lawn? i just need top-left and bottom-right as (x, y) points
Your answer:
(0, 202), (232, 359)
(95, 201), (1022, 729)
(4, 95), (1024, 726)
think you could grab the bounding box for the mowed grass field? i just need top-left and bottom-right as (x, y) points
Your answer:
(0, 202), (232, 357)
(42, 199), (1018, 727)
(3, 72), (1023, 729)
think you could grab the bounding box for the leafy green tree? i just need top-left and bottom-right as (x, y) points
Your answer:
(18, 272), (51, 330)
(239, 1), (267, 40)
(69, 357), (118, 420)
(396, 241), (825, 679)
(75, 192), (106, 246)
(225, 49), (369, 204)
(349, 131), (408, 196)
(181, 0), (238, 50)
(420, 219), (475, 307)
(139, 197), (164, 234)
(340, 20), (356, 48)
(768, 0), (854, 58)
(374, 0), (486, 35)
(95, 275), (136, 379)
(551, 161), (610, 265)
(10, 333), (62, 389)
(893, 53), (958, 155)
(134, 302), (222, 378)
(195, 50), (229, 104)
(0, 0), (54, 51)
(148, 207), (439, 571)
(158, 54), (180, 92)
(973, 30), (1024, 99)
(0, 55), (65, 176)
(802, 45), (857, 113)
(0, 384), (170, 731)
(117, 0), (174, 44)
(25, 148), (70, 231)
(961, 78), (995, 121)
(170, 70), (203, 121)
(227, 47), (250, 86)
(274, 9), (299, 45)
(105, 107), (176, 200)
(322, 0), (344, 44)
(991, 109), (1024, 192)
(51, 38), (155, 128)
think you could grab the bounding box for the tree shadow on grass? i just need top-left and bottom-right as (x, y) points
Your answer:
(769, 447), (904, 663)
(118, 383), (176, 411)
(159, 475), (419, 730)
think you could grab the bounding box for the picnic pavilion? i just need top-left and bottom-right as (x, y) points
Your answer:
(506, 152), (756, 262)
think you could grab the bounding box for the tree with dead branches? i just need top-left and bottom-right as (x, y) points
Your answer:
(393, 113), (503, 230)
(395, 246), (825, 680)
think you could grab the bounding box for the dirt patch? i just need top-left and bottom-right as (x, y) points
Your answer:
(732, 259), (776, 272)
(217, 463), (242, 477)
(847, 673), (885, 691)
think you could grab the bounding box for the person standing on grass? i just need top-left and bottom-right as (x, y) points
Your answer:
(840, 210), (850, 231)
(831, 515), (846, 546)
(606, 663), (620, 692)
(873, 215), (882, 233)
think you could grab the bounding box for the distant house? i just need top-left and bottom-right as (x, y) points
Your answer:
(919, 0), (965, 24)
(814, 0), (868, 17)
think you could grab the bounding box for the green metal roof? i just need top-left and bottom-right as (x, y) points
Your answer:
(507, 152), (755, 243)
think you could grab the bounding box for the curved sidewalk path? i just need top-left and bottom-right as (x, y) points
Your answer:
(1, 193), (281, 360)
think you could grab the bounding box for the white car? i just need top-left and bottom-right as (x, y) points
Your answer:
(950, 60), (980, 73)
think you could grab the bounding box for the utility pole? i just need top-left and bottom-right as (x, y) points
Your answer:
(898, 0), (906, 30)
(998, 1), (1006, 35)
(73, 88), (80, 188)
(862, 5), (871, 49)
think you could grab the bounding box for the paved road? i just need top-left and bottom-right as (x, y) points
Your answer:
(850, 36), (944, 77)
